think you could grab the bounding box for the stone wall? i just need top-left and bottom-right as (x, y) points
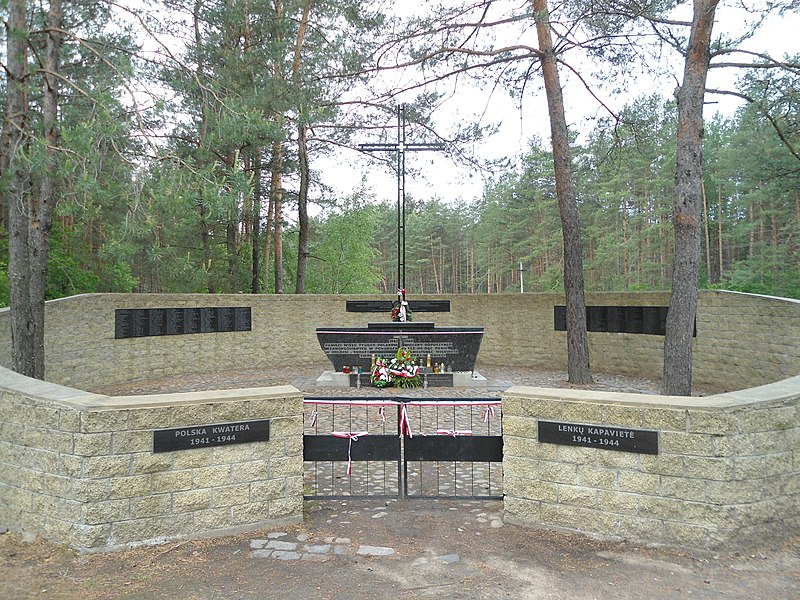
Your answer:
(502, 379), (800, 550)
(0, 365), (303, 552)
(0, 290), (798, 392)
(1, 290), (799, 552)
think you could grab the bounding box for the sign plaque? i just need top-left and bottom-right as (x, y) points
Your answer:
(115, 307), (252, 339)
(538, 420), (658, 455)
(153, 419), (270, 453)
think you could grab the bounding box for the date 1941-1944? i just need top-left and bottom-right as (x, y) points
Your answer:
(560, 424), (633, 448)
(191, 435), (237, 446)
(571, 435), (619, 447)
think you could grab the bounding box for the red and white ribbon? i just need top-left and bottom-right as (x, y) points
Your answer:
(331, 431), (368, 475)
(308, 410), (318, 428)
(378, 406), (386, 423)
(436, 429), (473, 437)
(483, 405), (496, 424)
(399, 404), (413, 438)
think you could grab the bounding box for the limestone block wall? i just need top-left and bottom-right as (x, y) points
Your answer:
(693, 291), (800, 390)
(502, 379), (800, 550)
(0, 290), (798, 392)
(0, 365), (303, 552)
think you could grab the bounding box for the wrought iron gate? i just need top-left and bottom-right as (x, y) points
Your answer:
(303, 396), (503, 499)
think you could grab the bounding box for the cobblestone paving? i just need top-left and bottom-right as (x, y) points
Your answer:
(92, 363), (683, 397)
(247, 499), (503, 563)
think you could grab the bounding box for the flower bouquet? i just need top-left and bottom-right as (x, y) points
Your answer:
(370, 347), (422, 388)
(388, 346), (421, 388)
(370, 356), (392, 388)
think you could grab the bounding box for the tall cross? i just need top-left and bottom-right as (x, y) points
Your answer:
(359, 104), (444, 291)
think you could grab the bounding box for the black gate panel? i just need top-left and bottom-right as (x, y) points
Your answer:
(303, 434), (400, 462)
(303, 397), (503, 499)
(404, 436), (503, 462)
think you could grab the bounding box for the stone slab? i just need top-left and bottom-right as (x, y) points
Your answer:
(315, 370), (487, 389)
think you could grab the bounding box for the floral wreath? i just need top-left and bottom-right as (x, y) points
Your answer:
(391, 288), (412, 322)
(371, 346), (421, 388)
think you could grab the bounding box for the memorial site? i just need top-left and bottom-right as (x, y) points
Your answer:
(3, 1), (800, 598)
(1, 289), (799, 554)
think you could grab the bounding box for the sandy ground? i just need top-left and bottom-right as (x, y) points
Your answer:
(2, 498), (798, 600)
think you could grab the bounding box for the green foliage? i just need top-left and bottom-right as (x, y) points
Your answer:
(4, 4), (797, 303)
(303, 198), (382, 293)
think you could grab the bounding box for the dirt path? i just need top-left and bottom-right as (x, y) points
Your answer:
(2, 499), (797, 600)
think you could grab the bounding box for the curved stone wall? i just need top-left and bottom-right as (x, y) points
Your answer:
(502, 378), (800, 550)
(0, 365), (303, 552)
(0, 290), (798, 391)
(1, 290), (798, 551)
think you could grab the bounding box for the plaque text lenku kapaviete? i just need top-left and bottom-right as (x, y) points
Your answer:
(537, 420), (658, 455)
(153, 419), (269, 453)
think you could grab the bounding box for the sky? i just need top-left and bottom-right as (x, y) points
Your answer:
(314, 4), (800, 214)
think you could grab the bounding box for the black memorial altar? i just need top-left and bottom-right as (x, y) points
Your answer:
(316, 321), (484, 373)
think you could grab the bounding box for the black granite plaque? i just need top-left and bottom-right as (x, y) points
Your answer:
(409, 300), (451, 312)
(116, 306), (253, 339)
(165, 308), (183, 335)
(218, 307), (235, 332)
(234, 307), (251, 331)
(554, 306), (692, 337)
(148, 308), (166, 336)
(131, 310), (148, 337)
(115, 309), (133, 339)
(316, 326), (484, 372)
(200, 307), (216, 333)
(538, 420), (658, 455)
(153, 419), (270, 453)
(346, 300), (451, 313)
(367, 321), (435, 332)
(183, 308), (201, 334)
(624, 306), (643, 333)
(346, 300), (393, 312)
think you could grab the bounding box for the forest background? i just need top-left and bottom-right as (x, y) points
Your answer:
(1, 0), (799, 308)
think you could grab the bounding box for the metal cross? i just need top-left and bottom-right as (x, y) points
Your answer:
(359, 104), (444, 291)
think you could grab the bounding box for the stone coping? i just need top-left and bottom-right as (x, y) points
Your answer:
(504, 374), (800, 410)
(0, 364), (301, 409)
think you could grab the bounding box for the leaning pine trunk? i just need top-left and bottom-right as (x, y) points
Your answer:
(533, 0), (592, 384)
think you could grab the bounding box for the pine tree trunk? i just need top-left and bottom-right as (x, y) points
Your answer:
(5, 0), (62, 379)
(663, 0), (719, 396)
(718, 185), (724, 278)
(702, 181), (713, 283)
(5, 0), (35, 377)
(533, 0), (591, 384)
(271, 139), (284, 294)
(295, 125), (310, 293)
(251, 150), (262, 293)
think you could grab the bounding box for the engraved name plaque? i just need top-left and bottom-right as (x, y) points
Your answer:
(115, 307), (252, 339)
(538, 420), (658, 455)
(153, 419), (270, 453)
